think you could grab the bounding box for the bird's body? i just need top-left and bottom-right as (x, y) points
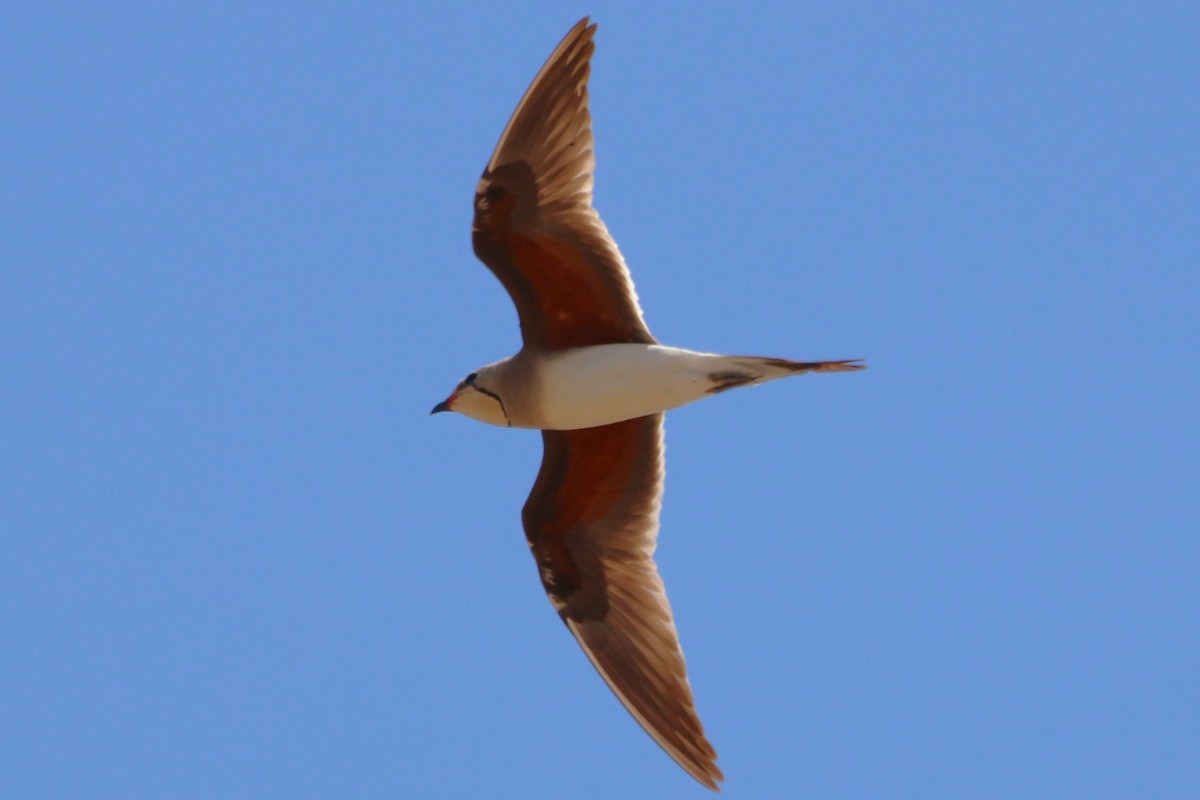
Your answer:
(456, 343), (861, 431)
(432, 18), (863, 791)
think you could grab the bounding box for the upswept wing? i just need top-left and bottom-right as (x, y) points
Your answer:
(472, 18), (655, 351)
(523, 414), (722, 790)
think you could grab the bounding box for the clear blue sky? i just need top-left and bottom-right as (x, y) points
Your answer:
(4, 3), (1197, 798)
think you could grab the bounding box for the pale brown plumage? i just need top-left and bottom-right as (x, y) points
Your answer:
(523, 414), (721, 789)
(470, 18), (724, 790)
(472, 18), (654, 352)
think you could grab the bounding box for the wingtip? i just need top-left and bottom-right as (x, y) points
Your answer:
(678, 741), (724, 791)
(563, 16), (597, 48)
(816, 359), (866, 372)
(693, 763), (725, 792)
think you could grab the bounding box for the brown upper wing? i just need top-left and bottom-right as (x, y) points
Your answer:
(523, 414), (723, 790)
(472, 18), (655, 351)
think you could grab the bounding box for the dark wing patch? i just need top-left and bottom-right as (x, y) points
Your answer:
(522, 415), (723, 790)
(471, 18), (655, 351)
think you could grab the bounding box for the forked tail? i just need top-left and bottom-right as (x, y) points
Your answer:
(705, 355), (864, 394)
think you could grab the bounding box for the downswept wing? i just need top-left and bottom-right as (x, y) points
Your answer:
(472, 17), (655, 351)
(522, 414), (723, 790)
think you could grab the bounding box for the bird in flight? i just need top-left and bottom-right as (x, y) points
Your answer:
(432, 17), (862, 791)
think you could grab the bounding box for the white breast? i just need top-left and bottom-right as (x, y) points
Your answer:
(533, 344), (722, 430)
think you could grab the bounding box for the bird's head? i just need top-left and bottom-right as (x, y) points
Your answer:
(431, 365), (510, 427)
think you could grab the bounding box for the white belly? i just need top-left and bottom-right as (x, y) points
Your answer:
(534, 344), (722, 430)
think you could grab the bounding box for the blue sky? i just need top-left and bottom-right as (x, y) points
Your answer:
(3, 2), (1198, 798)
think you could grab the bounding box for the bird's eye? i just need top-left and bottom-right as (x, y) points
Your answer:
(465, 372), (477, 385)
